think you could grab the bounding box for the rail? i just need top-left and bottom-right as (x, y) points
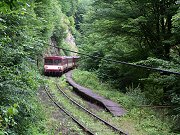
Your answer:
(44, 86), (95, 135)
(56, 84), (127, 135)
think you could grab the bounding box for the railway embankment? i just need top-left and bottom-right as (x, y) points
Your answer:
(70, 69), (175, 135)
(66, 70), (127, 116)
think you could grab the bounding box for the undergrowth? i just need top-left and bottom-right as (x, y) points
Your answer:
(72, 69), (177, 135)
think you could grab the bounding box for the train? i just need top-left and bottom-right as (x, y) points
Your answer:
(44, 56), (79, 76)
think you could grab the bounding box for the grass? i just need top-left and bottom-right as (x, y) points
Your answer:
(71, 69), (177, 135)
(57, 75), (144, 135)
(36, 87), (61, 135)
(47, 77), (119, 135)
(45, 78), (84, 135)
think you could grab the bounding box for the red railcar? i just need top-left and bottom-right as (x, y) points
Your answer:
(44, 56), (79, 76)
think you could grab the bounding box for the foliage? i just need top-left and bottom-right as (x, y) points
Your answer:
(59, 0), (78, 17)
(72, 69), (175, 135)
(0, 0), (75, 134)
(76, 0), (180, 132)
(78, 0), (179, 77)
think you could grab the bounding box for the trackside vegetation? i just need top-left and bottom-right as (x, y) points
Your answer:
(47, 77), (121, 135)
(0, 0), (78, 134)
(72, 69), (177, 135)
(0, 0), (179, 134)
(76, 0), (180, 133)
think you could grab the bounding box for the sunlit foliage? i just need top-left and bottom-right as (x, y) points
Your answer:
(0, 0), (75, 134)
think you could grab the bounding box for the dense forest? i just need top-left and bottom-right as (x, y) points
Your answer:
(77, 0), (180, 132)
(0, 0), (179, 134)
(0, 0), (77, 134)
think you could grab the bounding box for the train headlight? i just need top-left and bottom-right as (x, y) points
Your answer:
(58, 66), (63, 70)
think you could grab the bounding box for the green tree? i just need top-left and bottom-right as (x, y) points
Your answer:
(77, 0), (180, 132)
(0, 0), (73, 134)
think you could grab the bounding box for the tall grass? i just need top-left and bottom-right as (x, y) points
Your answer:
(71, 69), (176, 135)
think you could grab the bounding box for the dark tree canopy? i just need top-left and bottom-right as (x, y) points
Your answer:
(77, 0), (180, 132)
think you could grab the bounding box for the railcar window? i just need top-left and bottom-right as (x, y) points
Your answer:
(64, 59), (67, 63)
(68, 59), (72, 62)
(54, 59), (61, 65)
(45, 59), (53, 65)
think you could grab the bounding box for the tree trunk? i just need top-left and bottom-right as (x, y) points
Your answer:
(164, 15), (172, 60)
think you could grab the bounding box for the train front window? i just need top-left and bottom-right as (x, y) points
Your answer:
(45, 59), (53, 65)
(54, 59), (61, 65)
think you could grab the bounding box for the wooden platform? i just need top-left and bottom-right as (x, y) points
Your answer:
(65, 71), (127, 116)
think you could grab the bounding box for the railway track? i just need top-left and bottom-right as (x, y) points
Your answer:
(44, 86), (95, 135)
(55, 84), (127, 135)
(44, 77), (128, 135)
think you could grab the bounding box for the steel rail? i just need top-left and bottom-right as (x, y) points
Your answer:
(56, 84), (128, 135)
(44, 86), (95, 135)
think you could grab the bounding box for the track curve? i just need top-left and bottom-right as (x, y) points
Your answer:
(44, 86), (95, 135)
(56, 84), (128, 135)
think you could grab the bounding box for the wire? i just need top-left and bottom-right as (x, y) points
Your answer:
(49, 45), (180, 76)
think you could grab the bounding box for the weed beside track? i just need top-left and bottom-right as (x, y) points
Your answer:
(46, 78), (124, 135)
